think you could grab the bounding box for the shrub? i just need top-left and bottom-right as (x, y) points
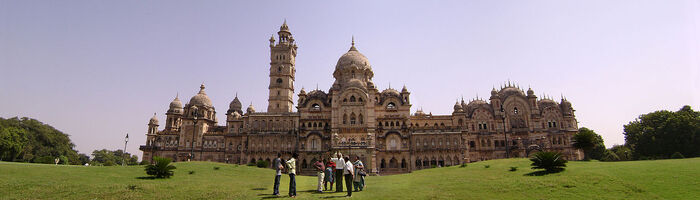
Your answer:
(460, 163), (467, 168)
(484, 165), (490, 168)
(530, 151), (567, 172)
(213, 166), (220, 170)
(256, 160), (269, 168)
(671, 152), (684, 159)
(139, 160), (150, 165)
(144, 156), (176, 178)
(601, 150), (620, 162)
(509, 166), (518, 171)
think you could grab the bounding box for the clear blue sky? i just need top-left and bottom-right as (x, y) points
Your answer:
(1, 0), (698, 157)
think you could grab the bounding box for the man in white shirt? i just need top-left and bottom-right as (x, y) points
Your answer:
(343, 156), (355, 197)
(330, 152), (345, 192)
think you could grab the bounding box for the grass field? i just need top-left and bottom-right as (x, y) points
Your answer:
(1, 158), (698, 200)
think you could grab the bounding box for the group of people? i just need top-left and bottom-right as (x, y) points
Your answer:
(272, 152), (367, 198)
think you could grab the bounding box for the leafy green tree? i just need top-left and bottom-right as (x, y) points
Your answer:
(609, 145), (632, 161)
(623, 105), (699, 159)
(0, 127), (27, 161)
(0, 117), (81, 164)
(145, 156), (176, 178)
(530, 151), (567, 172)
(573, 127), (604, 160)
(78, 153), (90, 165)
(90, 149), (139, 166)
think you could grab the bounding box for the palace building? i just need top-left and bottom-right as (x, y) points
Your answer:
(140, 22), (582, 175)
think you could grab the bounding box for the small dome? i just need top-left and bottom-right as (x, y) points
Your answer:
(229, 95), (242, 111)
(401, 85), (408, 93)
(189, 84), (213, 107)
(246, 104), (255, 114)
(467, 99), (488, 108)
(381, 88), (400, 96)
(299, 88), (306, 95)
(491, 88), (498, 96)
(414, 108), (426, 116)
(168, 95), (183, 114)
(453, 101), (463, 112)
(527, 88), (535, 96)
(149, 113), (158, 125)
(280, 20), (290, 32)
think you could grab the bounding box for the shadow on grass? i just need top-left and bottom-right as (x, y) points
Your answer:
(135, 176), (157, 180)
(251, 188), (266, 190)
(525, 168), (565, 176)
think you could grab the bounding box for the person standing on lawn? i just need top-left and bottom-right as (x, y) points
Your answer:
(343, 156), (355, 197)
(286, 152), (298, 198)
(272, 153), (284, 196)
(324, 159), (334, 191)
(353, 155), (365, 192)
(314, 158), (325, 193)
(330, 152), (345, 192)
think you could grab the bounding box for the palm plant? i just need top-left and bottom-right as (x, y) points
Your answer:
(530, 151), (567, 172)
(145, 156), (176, 178)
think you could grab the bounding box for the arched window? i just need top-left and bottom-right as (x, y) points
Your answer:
(278, 66), (282, 72)
(390, 138), (397, 150)
(513, 107), (519, 114)
(359, 114), (364, 124)
(350, 113), (356, 124)
(276, 78), (283, 84)
(343, 114), (348, 124)
(358, 98), (363, 102)
(350, 96), (356, 102)
(312, 104), (321, 111)
(387, 102), (396, 109)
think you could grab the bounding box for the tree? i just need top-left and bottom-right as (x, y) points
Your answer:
(623, 105), (699, 159)
(0, 117), (81, 164)
(573, 127), (604, 161)
(0, 127), (27, 161)
(609, 145), (632, 161)
(78, 153), (90, 165)
(530, 151), (567, 172)
(91, 149), (139, 166)
(145, 156), (176, 178)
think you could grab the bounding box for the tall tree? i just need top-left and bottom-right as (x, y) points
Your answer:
(623, 105), (700, 159)
(573, 127), (604, 161)
(0, 117), (81, 164)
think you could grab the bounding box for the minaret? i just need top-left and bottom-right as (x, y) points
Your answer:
(267, 20), (297, 113)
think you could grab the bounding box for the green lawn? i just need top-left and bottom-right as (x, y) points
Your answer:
(1, 158), (698, 199)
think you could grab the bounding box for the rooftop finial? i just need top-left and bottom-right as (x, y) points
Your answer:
(199, 83), (206, 94)
(349, 36), (358, 51)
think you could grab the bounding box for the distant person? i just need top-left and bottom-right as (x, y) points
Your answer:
(330, 152), (345, 192)
(314, 158), (325, 193)
(343, 156), (355, 197)
(324, 159), (334, 191)
(272, 153), (284, 196)
(353, 156), (365, 192)
(286, 152), (298, 198)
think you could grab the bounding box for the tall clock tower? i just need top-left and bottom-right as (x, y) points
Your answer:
(267, 21), (297, 113)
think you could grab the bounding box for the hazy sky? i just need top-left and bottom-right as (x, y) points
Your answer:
(1, 1), (698, 157)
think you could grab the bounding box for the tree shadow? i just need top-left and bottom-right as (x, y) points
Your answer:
(135, 176), (157, 180)
(525, 168), (565, 176)
(251, 188), (267, 190)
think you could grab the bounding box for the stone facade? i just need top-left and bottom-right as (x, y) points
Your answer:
(140, 22), (582, 175)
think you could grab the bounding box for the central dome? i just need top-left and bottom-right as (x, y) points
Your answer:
(189, 84), (213, 107)
(335, 48), (371, 72)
